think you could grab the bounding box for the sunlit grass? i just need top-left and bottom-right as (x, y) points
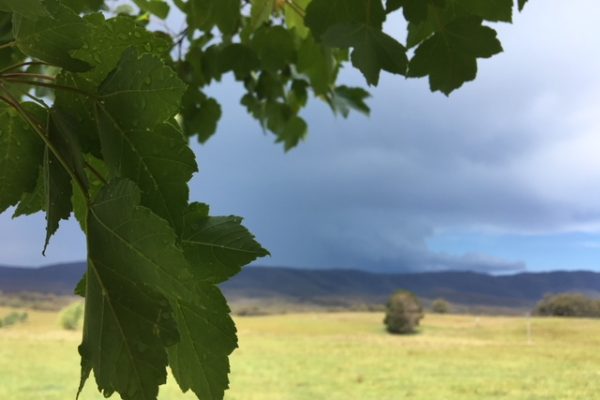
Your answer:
(2, 307), (600, 399)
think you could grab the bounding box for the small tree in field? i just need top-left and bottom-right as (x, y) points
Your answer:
(431, 298), (451, 314)
(384, 291), (424, 334)
(60, 301), (84, 330)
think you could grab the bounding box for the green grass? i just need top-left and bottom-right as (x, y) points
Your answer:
(2, 307), (600, 399)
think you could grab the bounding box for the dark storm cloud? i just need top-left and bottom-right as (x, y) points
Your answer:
(188, 0), (600, 273)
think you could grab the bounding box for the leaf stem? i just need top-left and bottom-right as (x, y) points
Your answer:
(1, 72), (56, 81)
(2, 78), (96, 98)
(0, 89), (89, 200)
(84, 160), (108, 185)
(285, 0), (305, 18)
(23, 92), (51, 109)
(0, 40), (15, 50)
(7, 81), (51, 109)
(0, 61), (52, 75)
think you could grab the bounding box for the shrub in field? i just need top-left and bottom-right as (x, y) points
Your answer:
(60, 302), (84, 330)
(0, 311), (28, 328)
(431, 299), (451, 314)
(533, 293), (600, 318)
(384, 291), (424, 334)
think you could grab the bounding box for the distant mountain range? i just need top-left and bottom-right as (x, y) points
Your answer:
(2, 262), (600, 308)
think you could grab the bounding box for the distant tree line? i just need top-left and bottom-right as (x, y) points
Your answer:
(0, 291), (74, 311)
(533, 293), (600, 318)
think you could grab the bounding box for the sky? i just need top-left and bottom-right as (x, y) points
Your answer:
(2, 0), (600, 273)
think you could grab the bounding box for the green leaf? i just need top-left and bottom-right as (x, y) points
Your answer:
(297, 35), (335, 95)
(93, 48), (192, 231)
(284, 0), (310, 38)
(43, 146), (72, 255)
(73, 273), (86, 296)
(41, 107), (90, 251)
(0, 105), (43, 214)
(386, 0), (446, 22)
(255, 72), (284, 100)
(406, 18), (435, 48)
(133, 0), (170, 18)
(406, 0), (512, 48)
(322, 23), (407, 85)
(403, 0), (428, 22)
(389, 0), (428, 22)
(61, 0), (103, 13)
(79, 261), (177, 400)
(43, 106), (86, 254)
(187, 0), (241, 35)
(0, 10), (12, 42)
(408, 17), (502, 94)
(0, 0), (48, 19)
(182, 203), (269, 283)
(181, 90), (222, 143)
(12, 0), (89, 71)
(72, 155), (107, 231)
(13, 167), (44, 217)
(329, 86), (371, 117)
(305, 0), (386, 39)
(456, 0), (513, 23)
(251, 26), (296, 73)
(50, 107), (89, 192)
(518, 0), (528, 11)
(289, 79), (309, 111)
(54, 72), (100, 155)
(250, 0), (275, 29)
(80, 179), (244, 400)
(73, 15), (172, 85)
(168, 286), (237, 400)
(386, 0), (403, 12)
(80, 179), (184, 400)
(95, 110), (197, 233)
(217, 44), (260, 78)
(99, 48), (186, 130)
(305, 0), (405, 85)
(0, 11), (24, 70)
(276, 115), (308, 151)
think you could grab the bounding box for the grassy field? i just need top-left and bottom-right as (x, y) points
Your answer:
(1, 306), (600, 400)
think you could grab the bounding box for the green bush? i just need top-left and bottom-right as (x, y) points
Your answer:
(383, 290), (424, 334)
(0, 311), (28, 328)
(60, 302), (84, 330)
(431, 299), (451, 314)
(533, 293), (600, 318)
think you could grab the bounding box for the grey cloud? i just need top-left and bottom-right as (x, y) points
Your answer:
(187, 0), (600, 273)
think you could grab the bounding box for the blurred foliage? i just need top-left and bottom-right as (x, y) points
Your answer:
(0, 311), (28, 328)
(59, 301), (84, 330)
(0, 291), (75, 311)
(533, 293), (600, 318)
(431, 298), (451, 314)
(384, 290), (424, 334)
